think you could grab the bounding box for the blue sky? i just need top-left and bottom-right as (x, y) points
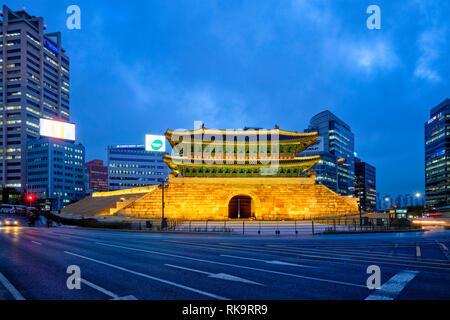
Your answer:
(6, 0), (450, 197)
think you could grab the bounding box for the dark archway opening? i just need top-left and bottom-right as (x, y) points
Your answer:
(228, 195), (252, 219)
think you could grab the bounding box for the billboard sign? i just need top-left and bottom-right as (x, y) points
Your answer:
(145, 134), (166, 152)
(40, 118), (75, 141)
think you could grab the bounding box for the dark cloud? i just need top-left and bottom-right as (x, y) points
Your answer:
(8, 0), (449, 196)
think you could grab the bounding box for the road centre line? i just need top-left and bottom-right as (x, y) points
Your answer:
(266, 244), (423, 261)
(221, 254), (316, 268)
(165, 264), (263, 285)
(0, 271), (25, 300)
(163, 240), (450, 270)
(223, 242), (434, 262)
(365, 270), (419, 300)
(95, 242), (367, 288)
(238, 241), (450, 266)
(64, 251), (228, 300)
(266, 243), (432, 260)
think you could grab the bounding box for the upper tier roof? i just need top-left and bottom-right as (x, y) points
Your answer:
(165, 127), (319, 148)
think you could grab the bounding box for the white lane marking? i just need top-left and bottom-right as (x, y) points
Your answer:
(96, 242), (366, 288)
(365, 270), (419, 300)
(416, 246), (421, 258)
(81, 279), (137, 300)
(81, 279), (118, 298)
(435, 240), (450, 261)
(221, 254), (316, 268)
(389, 244), (398, 257)
(64, 251), (228, 300)
(165, 264), (263, 286)
(439, 242), (448, 251)
(31, 241), (42, 245)
(112, 295), (138, 300)
(0, 271), (25, 300)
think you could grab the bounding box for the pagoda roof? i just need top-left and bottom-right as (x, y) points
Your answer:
(163, 154), (321, 176)
(165, 127), (319, 148)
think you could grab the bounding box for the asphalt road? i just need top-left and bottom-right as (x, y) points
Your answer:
(0, 221), (449, 300)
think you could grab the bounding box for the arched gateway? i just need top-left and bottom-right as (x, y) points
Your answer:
(228, 195), (252, 219)
(63, 126), (358, 220)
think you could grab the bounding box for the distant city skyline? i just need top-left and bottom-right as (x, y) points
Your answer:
(6, 0), (450, 197)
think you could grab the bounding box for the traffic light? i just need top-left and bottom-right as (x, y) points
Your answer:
(26, 194), (35, 203)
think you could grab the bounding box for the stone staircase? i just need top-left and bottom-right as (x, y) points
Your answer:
(61, 193), (147, 217)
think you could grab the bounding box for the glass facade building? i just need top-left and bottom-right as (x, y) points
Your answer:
(303, 110), (355, 195)
(425, 99), (450, 209)
(27, 136), (85, 210)
(85, 159), (108, 193)
(107, 145), (168, 191)
(0, 6), (70, 191)
(354, 157), (376, 212)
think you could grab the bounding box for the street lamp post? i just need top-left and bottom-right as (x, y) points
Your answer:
(158, 177), (169, 230)
(358, 198), (362, 227)
(415, 192), (421, 206)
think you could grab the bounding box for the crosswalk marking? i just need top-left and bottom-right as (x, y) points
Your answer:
(365, 270), (419, 300)
(0, 271), (25, 300)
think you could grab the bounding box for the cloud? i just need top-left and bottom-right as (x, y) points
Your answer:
(116, 61), (252, 129)
(414, 28), (445, 82)
(318, 37), (400, 76)
(179, 88), (248, 129)
(290, 0), (336, 29)
(348, 41), (399, 71)
(290, 0), (399, 74)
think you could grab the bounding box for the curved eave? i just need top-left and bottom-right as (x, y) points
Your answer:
(165, 133), (319, 149)
(165, 128), (317, 137)
(163, 155), (321, 171)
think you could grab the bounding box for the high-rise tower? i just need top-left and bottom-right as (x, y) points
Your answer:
(425, 99), (450, 209)
(0, 5), (70, 191)
(303, 110), (355, 196)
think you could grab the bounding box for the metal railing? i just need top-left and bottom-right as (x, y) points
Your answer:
(146, 217), (422, 235)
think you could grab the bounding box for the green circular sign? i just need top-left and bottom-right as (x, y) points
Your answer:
(151, 139), (163, 150)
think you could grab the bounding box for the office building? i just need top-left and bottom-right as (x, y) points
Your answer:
(425, 99), (450, 209)
(27, 136), (84, 210)
(354, 157), (376, 212)
(107, 145), (168, 191)
(0, 5), (70, 191)
(303, 110), (355, 195)
(85, 159), (108, 193)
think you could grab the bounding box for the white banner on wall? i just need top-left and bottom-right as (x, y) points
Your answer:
(145, 134), (166, 152)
